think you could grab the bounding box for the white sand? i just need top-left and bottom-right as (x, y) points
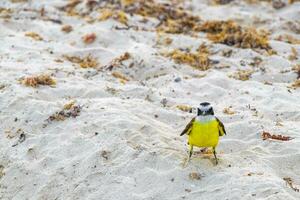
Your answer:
(0, 0), (300, 199)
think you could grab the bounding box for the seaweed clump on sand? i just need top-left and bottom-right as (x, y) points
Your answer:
(288, 65), (300, 89)
(58, 0), (81, 17)
(276, 34), (300, 44)
(64, 55), (99, 68)
(59, 0), (201, 34)
(198, 20), (274, 53)
(124, 0), (200, 34)
(98, 8), (128, 25)
(213, 0), (234, 5)
(228, 69), (253, 81)
(262, 131), (293, 141)
(176, 105), (192, 113)
(165, 44), (211, 70)
(283, 177), (300, 192)
(0, 7), (13, 19)
(25, 32), (43, 41)
(112, 71), (130, 84)
(21, 74), (56, 87)
(289, 79), (300, 89)
(47, 102), (82, 122)
(96, 0), (201, 34)
(82, 33), (97, 44)
(292, 64), (300, 79)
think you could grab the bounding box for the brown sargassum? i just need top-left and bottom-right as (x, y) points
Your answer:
(47, 102), (82, 122)
(165, 44), (211, 70)
(198, 20), (274, 53)
(61, 0), (201, 34)
(60, 1), (274, 53)
(63, 55), (99, 68)
(21, 74), (56, 88)
(262, 131), (293, 141)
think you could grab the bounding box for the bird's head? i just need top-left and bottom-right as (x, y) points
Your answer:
(197, 102), (214, 116)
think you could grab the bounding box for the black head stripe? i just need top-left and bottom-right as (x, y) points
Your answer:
(197, 108), (201, 116)
(208, 107), (214, 115)
(200, 102), (210, 106)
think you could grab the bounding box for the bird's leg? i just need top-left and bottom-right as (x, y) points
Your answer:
(186, 145), (193, 164)
(213, 147), (218, 165)
(182, 145), (193, 168)
(189, 145), (193, 159)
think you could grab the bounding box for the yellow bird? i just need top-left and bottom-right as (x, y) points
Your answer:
(180, 102), (226, 165)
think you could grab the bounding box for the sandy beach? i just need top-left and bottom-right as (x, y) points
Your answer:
(0, 0), (300, 199)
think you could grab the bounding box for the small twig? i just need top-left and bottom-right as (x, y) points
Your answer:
(114, 25), (138, 30)
(262, 131), (293, 141)
(283, 177), (299, 192)
(12, 133), (26, 147)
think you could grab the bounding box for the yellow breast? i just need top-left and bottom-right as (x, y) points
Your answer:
(188, 119), (219, 148)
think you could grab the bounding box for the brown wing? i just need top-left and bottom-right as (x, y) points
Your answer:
(180, 117), (195, 136)
(216, 117), (226, 136)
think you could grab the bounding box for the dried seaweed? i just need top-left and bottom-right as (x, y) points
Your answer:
(283, 177), (299, 192)
(59, 0), (81, 13)
(101, 150), (111, 160)
(98, 9), (128, 25)
(82, 33), (97, 44)
(47, 103), (82, 122)
(289, 0), (300, 3)
(112, 71), (130, 83)
(11, 0), (28, 2)
(0, 84), (5, 90)
(162, 37), (173, 46)
(198, 20), (273, 52)
(229, 70), (253, 81)
(262, 131), (293, 141)
(289, 79), (300, 89)
(223, 107), (235, 115)
(0, 7), (13, 18)
(64, 55), (99, 68)
(213, 0), (234, 4)
(21, 74), (56, 87)
(288, 47), (298, 61)
(165, 44), (210, 70)
(63, 101), (75, 110)
(176, 105), (192, 113)
(0, 7), (11, 13)
(0, 165), (4, 179)
(276, 34), (300, 44)
(156, 34), (173, 46)
(246, 172), (264, 176)
(96, 0), (201, 34)
(131, 1), (200, 34)
(12, 133), (26, 147)
(189, 172), (202, 180)
(25, 32), (43, 41)
(106, 86), (120, 95)
(61, 25), (73, 33)
(272, 0), (286, 9)
(292, 64), (300, 79)
(105, 52), (131, 70)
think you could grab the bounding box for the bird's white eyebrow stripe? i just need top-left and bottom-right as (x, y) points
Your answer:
(199, 104), (212, 111)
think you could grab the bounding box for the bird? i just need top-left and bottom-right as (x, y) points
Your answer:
(180, 102), (226, 165)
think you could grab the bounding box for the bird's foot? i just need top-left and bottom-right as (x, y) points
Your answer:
(181, 156), (190, 168)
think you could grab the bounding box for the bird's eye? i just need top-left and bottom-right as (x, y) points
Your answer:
(197, 108), (202, 115)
